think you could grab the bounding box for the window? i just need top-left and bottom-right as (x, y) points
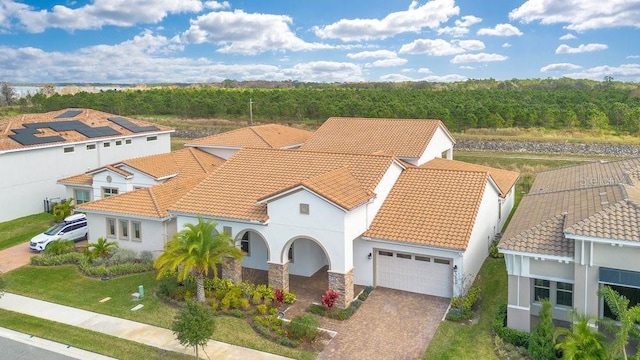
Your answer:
(556, 282), (573, 307)
(288, 244), (294, 263)
(240, 232), (250, 255)
(534, 279), (551, 301)
(397, 253), (411, 259)
(103, 142), (111, 148)
(498, 200), (502, 219)
(106, 218), (116, 238)
(378, 251), (393, 257)
(86, 144), (96, 150)
(146, 136), (157, 142)
(119, 220), (129, 239)
(223, 226), (232, 236)
(74, 189), (90, 204)
(299, 203), (309, 215)
(132, 221), (141, 241)
(415, 256), (431, 262)
(115, 140), (122, 146)
(125, 139), (132, 145)
(434, 258), (451, 265)
(103, 187), (118, 198)
(63, 146), (74, 153)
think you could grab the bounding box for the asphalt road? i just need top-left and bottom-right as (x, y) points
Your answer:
(0, 336), (78, 360)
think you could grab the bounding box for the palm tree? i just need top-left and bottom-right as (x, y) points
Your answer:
(555, 312), (608, 360)
(87, 237), (119, 259)
(155, 218), (243, 303)
(598, 286), (640, 360)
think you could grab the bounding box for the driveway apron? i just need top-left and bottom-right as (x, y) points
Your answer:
(317, 287), (449, 360)
(0, 243), (38, 273)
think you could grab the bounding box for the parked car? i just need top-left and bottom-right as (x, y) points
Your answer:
(29, 213), (88, 252)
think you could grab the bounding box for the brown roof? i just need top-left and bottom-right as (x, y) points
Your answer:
(0, 108), (172, 152)
(421, 158), (519, 196)
(300, 117), (454, 158)
(529, 157), (640, 194)
(565, 199), (640, 242)
(259, 167), (375, 210)
(58, 173), (93, 186)
(77, 174), (206, 219)
(170, 148), (399, 222)
(186, 124), (312, 149)
(364, 168), (490, 250)
(500, 214), (574, 258)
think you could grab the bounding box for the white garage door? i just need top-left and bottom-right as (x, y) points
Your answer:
(376, 250), (453, 298)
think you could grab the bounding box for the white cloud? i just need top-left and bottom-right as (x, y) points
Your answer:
(12, 0), (204, 33)
(282, 61), (363, 82)
(555, 43), (608, 54)
(399, 39), (484, 56)
(366, 58), (408, 67)
(380, 72), (467, 82)
(451, 52), (508, 63)
(510, 0), (640, 32)
(437, 15), (482, 37)
(540, 63), (582, 72)
(181, 10), (332, 54)
(347, 50), (398, 59)
(204, 1), (230, 10)
(502, 42), (511, 48)
(418, 68), (432, 74)
(313, 0), (459, 41)
(559, 33), (577, 40)
(627, 55), (640, 59)
(459, 65), (475, 69)
(380, 73), (414, 82)
(477, 23), (523, 36)
(564, 64), (640, 81)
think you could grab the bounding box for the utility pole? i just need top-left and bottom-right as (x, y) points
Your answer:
(249, 98), (253, 125)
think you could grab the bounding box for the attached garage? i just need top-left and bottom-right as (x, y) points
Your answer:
(375, 250), (453, 298)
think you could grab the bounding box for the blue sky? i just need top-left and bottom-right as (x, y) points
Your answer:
(0, 0), (639, 84)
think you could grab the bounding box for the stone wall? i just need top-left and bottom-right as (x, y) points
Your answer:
(328, 268), (354, 309)
(456, 139), (640, 156)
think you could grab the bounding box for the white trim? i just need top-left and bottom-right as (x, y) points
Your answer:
(507, 304), (530, 311)
(257, 185), (373, 212)
(168, 211), (267, 225)
(567, 233), (640, 248)
(363, 236), (464, 253)
(79, 208), (171, 222)
(499, 249), (574, 263)
(184, 144), (241, 150)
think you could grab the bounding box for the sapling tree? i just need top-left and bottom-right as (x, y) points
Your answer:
(172, 300), (215, 360)
(322, 290), (339, 312)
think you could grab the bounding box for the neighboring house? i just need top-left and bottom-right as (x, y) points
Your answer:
(499, 157), (640, 332)
(0, 108), (172, 222)
(58, 147), (225, 203)
(300, 117), (455, 165)
(75, 118), (515, 307)
(185, 123), (313, 159)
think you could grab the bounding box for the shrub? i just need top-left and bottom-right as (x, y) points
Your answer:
(493, 303), (530, 348)
(528, 299), (555, 360)
(220, 296), (231, 311)
(490, 241), (504, 258)
(288, 314), (319, 341)
(109, 248), (137, 265)
(158, 276), (180, 299)
(252, 291), (263, 305)
(322, 289), (340, 311)
(358, 286), (373, 301)
(449, 285), (481, 321)
(257, 304), (268, 315)
(78, 261), (154, 277)
(269, 307), (279, 316)
(239, 298), (250, 310)
(44, 240), (75, 256)
(283, 291), (296, 304)
(30, 252), (84, 266)
(140, 251), (153, 263)
(210, 299), (219, 312)
(280, 338), (300, 348)
(274, 288), (284, 307)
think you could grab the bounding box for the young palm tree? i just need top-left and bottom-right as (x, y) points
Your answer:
(555, 312), (608, 360)
(154, 218), (243, 303)
(598, 286), (640, 360)
(87, 237), (119, 259)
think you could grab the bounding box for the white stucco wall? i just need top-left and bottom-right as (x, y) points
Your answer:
(364, 162), (404, 228)
(236, 229), (270, 271)
(0, 132), (171, 222)
(416, 126), (455, 165)
(498, 188), (516, 232)
(189, 146), (239, 160)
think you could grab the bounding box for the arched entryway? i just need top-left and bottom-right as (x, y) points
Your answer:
(233, 229), (270, 284)
(282, 237), (331, 305)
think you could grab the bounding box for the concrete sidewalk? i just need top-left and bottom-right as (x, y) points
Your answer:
(0, 293), (291, 360)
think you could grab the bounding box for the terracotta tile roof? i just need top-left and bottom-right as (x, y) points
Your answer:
(299, 117), (454, 158)
(529, 157), (640, 194)
(58, 173), (93, 186)
(565, 199), (640, 241)
(186, 124), (312, 149)
(364, 168), (488, 250)
(259, 167), (374, 210)
(119, 147), (224, 179)
(500, 214), (574, 258)
(0, 108), (172, 152)
(170, 148), (399, 222)
(101, 165), (133, 178)
(77, 174), (206, 218)
(421, 158), (519, 196)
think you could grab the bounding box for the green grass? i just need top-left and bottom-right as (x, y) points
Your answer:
(2, 265), (316, 360)
(0, 213), (55, 251)
(0, 309), (193, 360)
(423, 258), (507, 359)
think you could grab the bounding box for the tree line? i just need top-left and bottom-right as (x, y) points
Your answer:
(8, 78), (640, 132)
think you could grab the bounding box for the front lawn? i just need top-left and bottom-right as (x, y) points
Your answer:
(423, 257), (507, 359)
(2, 265), (315, 360)
(0, 212), (54, 250)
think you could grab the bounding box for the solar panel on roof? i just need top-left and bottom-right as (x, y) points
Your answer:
(9, 120), (121, 146)
(9, 128), (64, 146)
(108, 117), (159, 133)
(55, 110), (83, 118)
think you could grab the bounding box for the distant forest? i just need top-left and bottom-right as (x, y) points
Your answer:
(17, 78), (640, 132)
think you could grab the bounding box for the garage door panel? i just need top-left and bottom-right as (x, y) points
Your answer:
(376, 250), (452, 298)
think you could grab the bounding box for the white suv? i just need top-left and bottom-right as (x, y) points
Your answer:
(29, 213), (88, 252)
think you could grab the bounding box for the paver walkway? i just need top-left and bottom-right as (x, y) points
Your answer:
(316, 288), (449, 360)
(0, 293), (291, 360)
(0, 243), (38, 273)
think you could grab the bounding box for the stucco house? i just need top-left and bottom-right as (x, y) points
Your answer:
(0, 108), (172, 222)
(499, 157), (640, 332)
(76, 118), (517, 307)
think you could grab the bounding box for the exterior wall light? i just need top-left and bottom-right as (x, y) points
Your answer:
(368, 252), (372, 260)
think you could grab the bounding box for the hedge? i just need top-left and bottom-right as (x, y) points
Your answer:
(493, 303), (531, 348)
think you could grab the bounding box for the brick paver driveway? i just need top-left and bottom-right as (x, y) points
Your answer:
(0, 243), (38, 273)
(317, 287), (449, 360)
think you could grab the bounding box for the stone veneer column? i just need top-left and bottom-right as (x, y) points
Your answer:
(221, 257), (242, 283)
(328, 268), (354, 309)
(268, 262), (289, 292)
